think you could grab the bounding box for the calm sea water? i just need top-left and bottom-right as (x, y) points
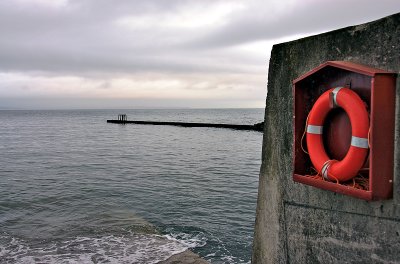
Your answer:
(0, 109), (264, 264)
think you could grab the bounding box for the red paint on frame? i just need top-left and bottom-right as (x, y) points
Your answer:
(293, 61), (396, 200)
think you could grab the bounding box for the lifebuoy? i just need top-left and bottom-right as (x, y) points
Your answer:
(306, 87), (369, 182)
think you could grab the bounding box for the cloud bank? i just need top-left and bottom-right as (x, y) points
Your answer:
(0, 0), (398, 109)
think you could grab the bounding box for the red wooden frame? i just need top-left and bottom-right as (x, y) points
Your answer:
(293, 61), (396, 200)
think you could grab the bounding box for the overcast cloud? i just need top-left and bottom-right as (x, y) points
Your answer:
(0, 0), (399, 109)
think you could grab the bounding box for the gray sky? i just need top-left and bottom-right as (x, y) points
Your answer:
(0, 0), (399, 109)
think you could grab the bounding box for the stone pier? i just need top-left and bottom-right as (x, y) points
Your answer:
(252, 13), (400, 263)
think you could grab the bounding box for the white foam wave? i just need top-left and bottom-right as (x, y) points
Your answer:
(164, 231), (207, 249)
(0, 232), (203, 264)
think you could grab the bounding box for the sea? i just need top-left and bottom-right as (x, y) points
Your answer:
(0, 109), (264, 264)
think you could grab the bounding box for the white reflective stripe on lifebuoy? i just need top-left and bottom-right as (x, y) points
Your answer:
(351, 136), (369, 149)
(307, 125), (323, 134)
(332, 87), (343, 107)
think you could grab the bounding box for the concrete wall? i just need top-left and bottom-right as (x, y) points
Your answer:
(252, 13), (400, 263)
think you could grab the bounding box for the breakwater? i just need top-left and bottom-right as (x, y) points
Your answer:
(107, 119), (264, 132)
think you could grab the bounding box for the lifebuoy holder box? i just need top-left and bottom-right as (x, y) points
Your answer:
(293, 61), (396, 200)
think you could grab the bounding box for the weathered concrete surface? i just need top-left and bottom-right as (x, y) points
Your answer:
(253, 13), (400, 263)
(157, 250), (209, 264)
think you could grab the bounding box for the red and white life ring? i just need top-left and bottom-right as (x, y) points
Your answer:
(306, 87), (369, 182)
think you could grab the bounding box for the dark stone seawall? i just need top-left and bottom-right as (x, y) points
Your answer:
(252, 13), (400, 263)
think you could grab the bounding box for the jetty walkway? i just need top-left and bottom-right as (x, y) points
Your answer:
(107, 115), (263, 132)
